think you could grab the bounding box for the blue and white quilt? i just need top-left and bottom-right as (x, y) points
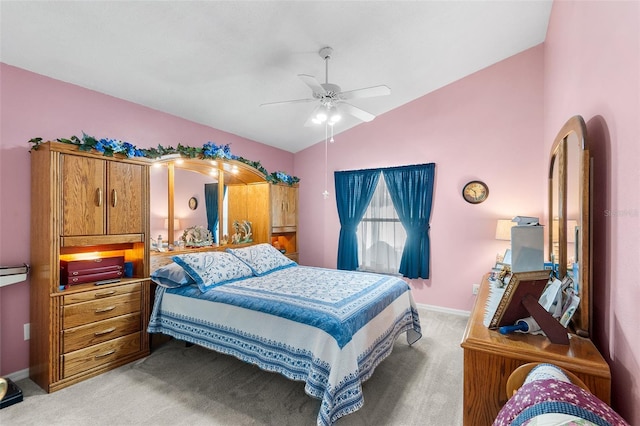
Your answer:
(148, 265), (422, 425)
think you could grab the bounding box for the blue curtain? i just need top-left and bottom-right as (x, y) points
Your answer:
(334, 169), (380, 270)
(204, 183), (225, 243)
(382, 163), (435, 279)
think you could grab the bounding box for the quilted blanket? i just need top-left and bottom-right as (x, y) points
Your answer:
(148, 265), (421, 425)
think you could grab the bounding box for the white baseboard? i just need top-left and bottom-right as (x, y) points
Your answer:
(416, 302), (470, 317)
(4, 368), (29, 382)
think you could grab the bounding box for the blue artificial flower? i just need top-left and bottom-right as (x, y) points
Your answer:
(220, 144), (233, 159)
(99, 138), (116, 153)
(122, 142), (136, 158)
(202, 141), (218, 157)
(94, 140), (105, 153)
(202, 141), (234, 159)
(276, 171), (292, 184)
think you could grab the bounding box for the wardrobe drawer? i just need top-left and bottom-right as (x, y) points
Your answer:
(63, 292), (141, 329)
(63, 332), (141, 378)
(63, 313), (141, 353)
(62, 282), (141, 304)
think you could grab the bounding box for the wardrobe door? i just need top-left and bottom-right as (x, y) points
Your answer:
(271, 184), (297, 229)
(61, 155), (105, 236)
(107, 161), (144, 235)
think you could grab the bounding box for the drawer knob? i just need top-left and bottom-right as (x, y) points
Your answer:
(95, 306), (116, 314)
(94, 349), (116, 359)
(95, 290), (116, 298)
(94, 327), (116, 337)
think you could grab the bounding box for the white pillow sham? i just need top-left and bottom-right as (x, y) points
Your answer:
(172, 251), (253, 292)
(150, 262), (195, 288)
(226, 243), (296, 276)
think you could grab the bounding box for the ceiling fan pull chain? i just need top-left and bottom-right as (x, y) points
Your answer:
(323, 124), (329, 199)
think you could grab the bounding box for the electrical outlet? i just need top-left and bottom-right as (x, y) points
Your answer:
(472, 284), (480, 295)
(24, 323), (30, 340)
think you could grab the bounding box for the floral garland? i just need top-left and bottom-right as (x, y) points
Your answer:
(28, 133), (299, 185)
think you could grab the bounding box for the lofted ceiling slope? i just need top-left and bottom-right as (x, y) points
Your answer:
(1, 1), (552, 153)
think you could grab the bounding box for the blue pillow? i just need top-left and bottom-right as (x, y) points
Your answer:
(150, 262), (195, 288)
(226, 243), (296, 276)
(172, 251), (253, 292)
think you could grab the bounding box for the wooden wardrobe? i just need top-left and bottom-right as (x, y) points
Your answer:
(29, 141), (152, 392)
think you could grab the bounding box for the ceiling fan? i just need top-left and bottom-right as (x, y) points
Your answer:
(260, 47), (391, 127)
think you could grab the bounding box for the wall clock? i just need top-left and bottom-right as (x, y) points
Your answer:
(188, 197), (198, 210)
(462, 180), (489, 204)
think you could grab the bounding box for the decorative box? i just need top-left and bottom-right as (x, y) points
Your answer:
(60, 256), (124, 286)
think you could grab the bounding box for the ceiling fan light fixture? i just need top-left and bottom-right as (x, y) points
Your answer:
(328, 107), (341, 124)
(261, 46), (390, 128)
(313, 109), (328, 124)
(311, 106), (340, 126)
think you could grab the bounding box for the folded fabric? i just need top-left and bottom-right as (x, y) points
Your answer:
(494, 364), (629, 426)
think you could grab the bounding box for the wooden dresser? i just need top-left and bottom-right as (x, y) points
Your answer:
(460, 274), (611, 426)
(30, 141), (152, 392)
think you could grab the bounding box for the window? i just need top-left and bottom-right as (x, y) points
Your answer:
(357, 175), (406, 274)
(335, 163), (434, 278)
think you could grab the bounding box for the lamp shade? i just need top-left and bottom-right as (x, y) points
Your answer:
(495, 219), (515, 240)
(164, 218), (181, 230)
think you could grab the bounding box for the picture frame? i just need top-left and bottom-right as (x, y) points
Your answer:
(188, 196), (198, 210)
(487, 269), (552, 329)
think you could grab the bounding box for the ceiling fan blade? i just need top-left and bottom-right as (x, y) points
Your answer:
(341, 102), (376, 122)
(260, 98), (316, 107)
(340, 85), (391, 100)
(298, 74), (326, 95)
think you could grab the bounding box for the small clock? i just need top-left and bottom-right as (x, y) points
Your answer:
(188, 197), (198, 210)
(462, 180), (489, 204)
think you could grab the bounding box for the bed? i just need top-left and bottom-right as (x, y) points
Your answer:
(147, 243), (422, 426)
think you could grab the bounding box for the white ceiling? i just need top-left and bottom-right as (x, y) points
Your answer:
(1, 1), (552, 153)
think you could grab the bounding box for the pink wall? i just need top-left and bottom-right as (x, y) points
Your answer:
(295, 45), (546, 312)
(295, 2), (639, 418)
(1, 1), (637, 419)
(0, 63), (294, 375)
(543, 1), (639, 422)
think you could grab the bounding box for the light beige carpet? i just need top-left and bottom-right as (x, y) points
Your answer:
(1, 308), (467, 425)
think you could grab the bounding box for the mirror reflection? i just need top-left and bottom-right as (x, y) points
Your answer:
(149, 157), (269, 252)
(548, 115), (591, 337)
(566, 133), (580, 268)
(150, 165), (217, 247)
(549, 141), (562, 268)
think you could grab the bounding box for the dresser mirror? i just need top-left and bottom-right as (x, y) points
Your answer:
(150, 158), (267, 247)
(548, 115), (591, 337)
